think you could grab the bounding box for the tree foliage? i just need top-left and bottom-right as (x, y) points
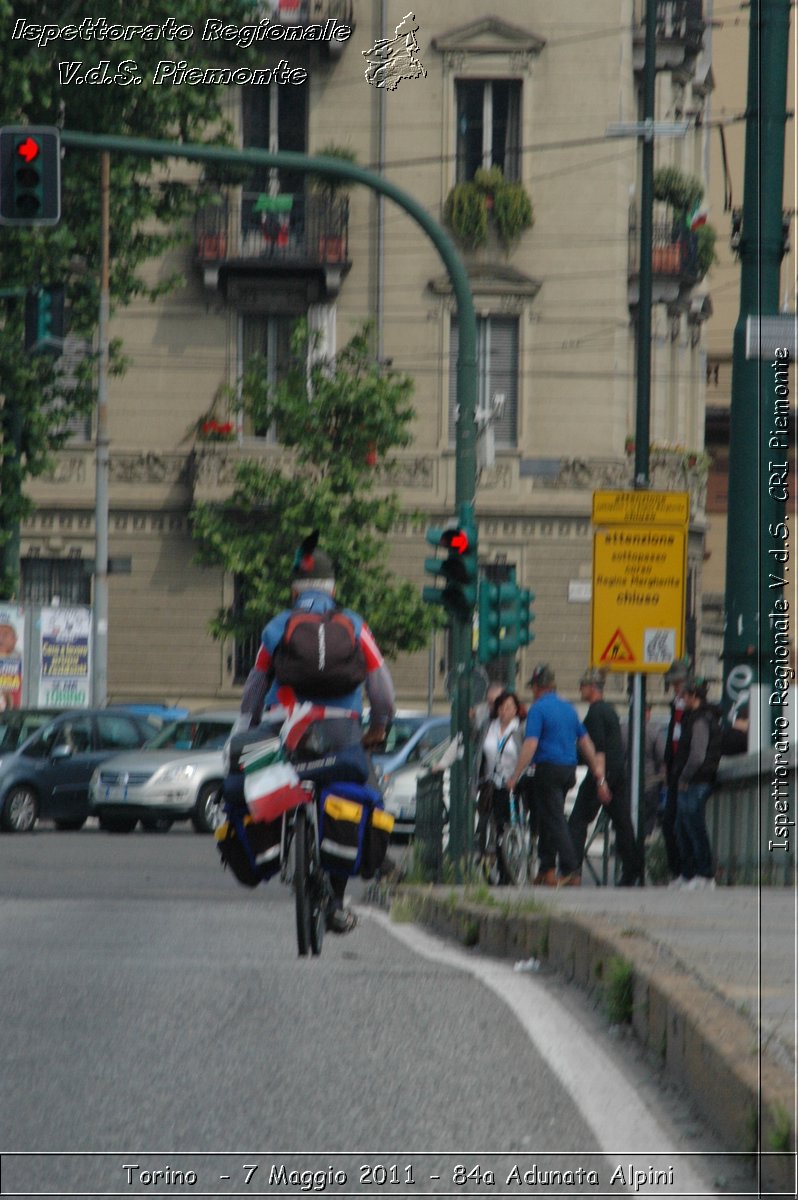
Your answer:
(191, 323), (433, 659)
(0, 0), (262, 593)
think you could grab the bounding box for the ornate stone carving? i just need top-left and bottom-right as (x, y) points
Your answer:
(44, 456), (88, 484)
(555, 458), (629, 490)
(379, 457), (435, 488)
(109, 452), (190, 486)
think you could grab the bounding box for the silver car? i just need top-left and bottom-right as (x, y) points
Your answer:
(88, 711), (237, 833)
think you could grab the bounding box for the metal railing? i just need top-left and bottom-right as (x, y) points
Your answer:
(195, 190), (349, 266)
(635, 0), (704, 50)
(628, 219), (700, 280)
(708, 754), (796, 886)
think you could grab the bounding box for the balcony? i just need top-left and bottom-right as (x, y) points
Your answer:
(628, 216), (701, 307)
(633, 0), (705, 75)
(195, 189), (351, 301)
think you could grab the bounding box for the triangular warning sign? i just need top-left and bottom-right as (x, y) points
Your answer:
(600, 628), (635, 664)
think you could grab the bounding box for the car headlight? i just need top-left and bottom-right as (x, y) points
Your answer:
(157, 763), (197, 784)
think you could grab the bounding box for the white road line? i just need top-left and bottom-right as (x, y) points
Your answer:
(363, 908), (718, 1197)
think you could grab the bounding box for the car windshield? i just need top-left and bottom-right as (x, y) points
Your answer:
(146, 719), (232, 751)
(374, 716), (428, 755)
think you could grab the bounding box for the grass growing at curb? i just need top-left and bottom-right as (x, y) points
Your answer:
(766, 1105), (793, 1152)
(605, 955), (634, 1025)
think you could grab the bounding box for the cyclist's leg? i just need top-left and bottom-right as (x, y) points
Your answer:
(326, 873), (357, 933)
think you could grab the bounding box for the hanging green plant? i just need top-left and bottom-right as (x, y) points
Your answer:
(444, 181), (490, 248)
(653, 166), (704, 215)
(695, 223), (717, 278)
(444, 167), (534, 250)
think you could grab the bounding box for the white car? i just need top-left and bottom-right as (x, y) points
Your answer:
(380, 737), (453, 838)
(88, 711), (237, 833)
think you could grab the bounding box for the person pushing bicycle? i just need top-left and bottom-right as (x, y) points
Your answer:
(233, 532), (395, 933)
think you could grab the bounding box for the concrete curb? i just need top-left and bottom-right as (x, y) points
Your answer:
(398, 886), (795, 1196)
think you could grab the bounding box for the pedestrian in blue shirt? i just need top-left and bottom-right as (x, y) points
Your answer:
(507, 664), (609, 886)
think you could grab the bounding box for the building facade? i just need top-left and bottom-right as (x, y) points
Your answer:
(24, 0), (714, 707)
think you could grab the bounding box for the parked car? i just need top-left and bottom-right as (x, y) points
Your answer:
(88, 710), (238, 834)
(368, 712), (451, 838)
(0, 709), (156, 833)
(0, 708), (66, 753)
(108, 702), (190, 729)
(369, 711), (451, 777)
(381, 736), (453, 838)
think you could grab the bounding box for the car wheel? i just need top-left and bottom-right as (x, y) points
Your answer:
(191, 781), (223, 834)
(98, 813), (137, 833)
(139, 816), (174, 833)
(53, 817), (87, 832)
(2, 786), (40, 833)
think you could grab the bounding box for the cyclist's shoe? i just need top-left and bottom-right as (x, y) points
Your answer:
(557, 872), (582, 887)
(326, 907), (358, 934)
(533, 869), (557, 887)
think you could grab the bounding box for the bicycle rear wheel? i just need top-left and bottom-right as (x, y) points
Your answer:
(499, 824), (529, 886)
(294, 804), (325, 957)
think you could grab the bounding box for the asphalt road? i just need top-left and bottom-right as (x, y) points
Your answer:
(0, 827), (748, 1198)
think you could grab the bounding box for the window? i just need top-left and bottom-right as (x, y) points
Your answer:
(240, 314), (295, 438)
(449, 316), (519, 447)
(21, 558), (91, 606)
(456, 80), (521, 182)
(242, 84), (308, 196)
(97, 715), (145, 750)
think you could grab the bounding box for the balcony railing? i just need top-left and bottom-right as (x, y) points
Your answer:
(633, 0), (705, 71)
(628, 220), (700, 282)
(195, 190), (349, 269)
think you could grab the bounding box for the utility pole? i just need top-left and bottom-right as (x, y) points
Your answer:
(722, 0), (790, 739)
(627, 0), (658, 882)
(92, 152), (110, 706)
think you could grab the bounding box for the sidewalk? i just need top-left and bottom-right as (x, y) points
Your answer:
(389, 882), (796, 1194)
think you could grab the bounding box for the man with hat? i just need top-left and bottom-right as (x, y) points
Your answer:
(568, 668), (643, 886)
(235, 532), (395, 932)
(506, 664), (609, 886)
(662, 657), (691, 883)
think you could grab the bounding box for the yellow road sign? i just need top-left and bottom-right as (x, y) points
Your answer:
(591, 525), (687, 673)
(592, 489), (690, 528)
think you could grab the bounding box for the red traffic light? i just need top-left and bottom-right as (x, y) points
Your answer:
(441, 529), (469, 554)
(16, 137), (40, 164)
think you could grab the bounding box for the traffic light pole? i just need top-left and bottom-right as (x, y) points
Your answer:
(59, 130), (479, 863)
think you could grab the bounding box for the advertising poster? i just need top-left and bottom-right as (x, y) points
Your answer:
(37, 606), (91, 708)
(0, 604), (24, 709)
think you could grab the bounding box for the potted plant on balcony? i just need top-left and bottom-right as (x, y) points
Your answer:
(652, 166), (716, 279)
(444, 166), (534, 250)
(309, 144), (357, 263)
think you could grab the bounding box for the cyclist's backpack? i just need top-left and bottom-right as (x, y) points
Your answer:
(272, 609), (367, 699)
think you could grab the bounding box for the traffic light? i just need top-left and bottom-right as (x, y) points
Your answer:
(0, 126), (61, 226)
(24, 286), (65, 354)
(423, 522), (478, 619)
(518, 588), (535, 646)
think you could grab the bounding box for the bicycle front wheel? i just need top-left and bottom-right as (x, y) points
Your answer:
(499, 824), (529, 886)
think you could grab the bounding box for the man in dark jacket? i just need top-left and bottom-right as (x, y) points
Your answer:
(662, 657), (691, 883)
(568, 668), (643, 886)
(672, 677), (721, 890)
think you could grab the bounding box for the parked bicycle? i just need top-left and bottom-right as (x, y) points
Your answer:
(480, 785), (533, 886)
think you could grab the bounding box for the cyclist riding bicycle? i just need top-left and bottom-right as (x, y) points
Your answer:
(233, 532), (395, 933)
